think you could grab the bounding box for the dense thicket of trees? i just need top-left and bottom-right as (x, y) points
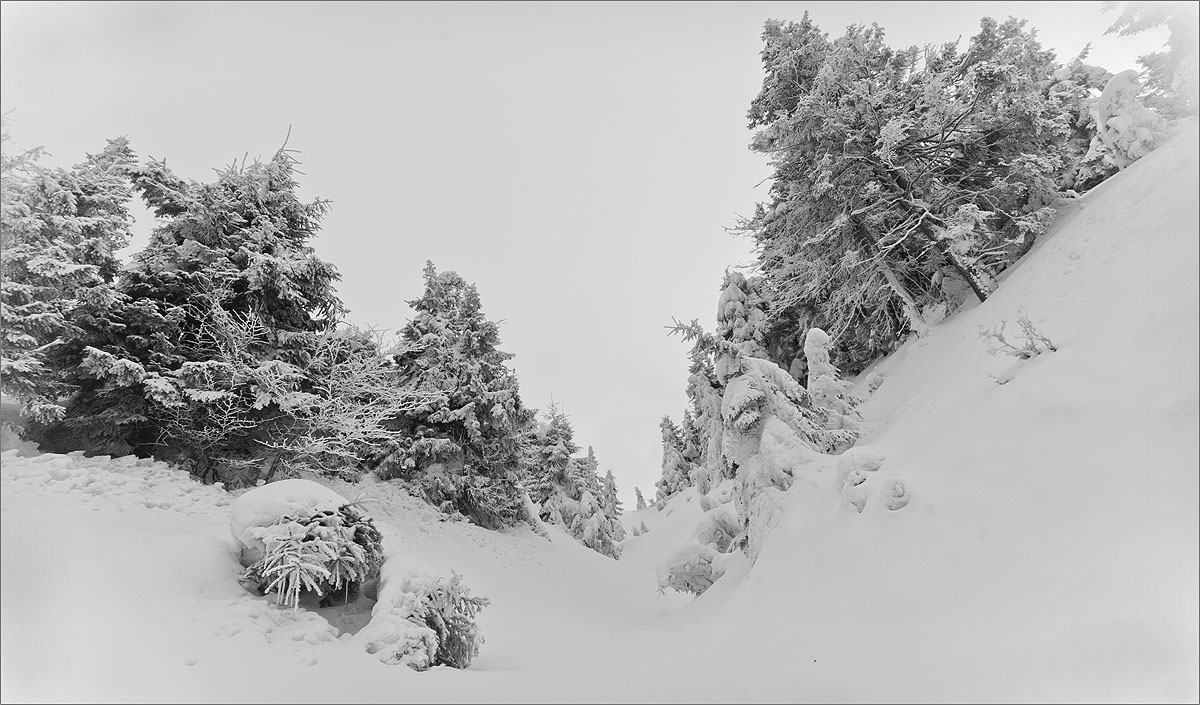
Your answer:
(1, 126), (136, 425)
(654, 6), (1196, 579)
(0, 132), (624, 555)
(734, 8), (1195, 375)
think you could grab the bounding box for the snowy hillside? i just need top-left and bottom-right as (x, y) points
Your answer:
(2, 123), (1197, 703)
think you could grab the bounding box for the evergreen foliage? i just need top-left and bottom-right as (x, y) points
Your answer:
(27, 145), (346, 484)
(524, 407), (624, 558)
(408, 572), (490, 669)
(376, 262), (532, 528)
(1103, 0), (1200, 118)
(738, 14), (1081, 372)
(241, 502), (384, 609)
(655, 416), (693, 504)
(1, 126), (136, 423)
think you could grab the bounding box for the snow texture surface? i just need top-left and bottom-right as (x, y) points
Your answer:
(1, 123), (1197, 703)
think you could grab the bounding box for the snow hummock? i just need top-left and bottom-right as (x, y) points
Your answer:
(229, 478), (349, 566)
(1, 124), (1197, 703)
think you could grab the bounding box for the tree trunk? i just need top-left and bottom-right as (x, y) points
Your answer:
(906, 207), (993, 303)
(875, 164), (993, 303)
(849, 215), (929, 329)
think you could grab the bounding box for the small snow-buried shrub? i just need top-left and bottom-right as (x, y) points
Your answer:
(980, 312), (1057, 360)
(240, 502), (383, 609)
(410, 572), (489, 669)
(361, 566), (490, 670)
(657, 543), (726, 596)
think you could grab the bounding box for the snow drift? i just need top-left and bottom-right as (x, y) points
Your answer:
(1, 123), (1197, 703)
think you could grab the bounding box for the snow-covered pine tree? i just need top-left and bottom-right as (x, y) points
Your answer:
(803, 327), (861, 434)
(0, 128), (136, 425)
(1103, 0), (1200, 119)
(30, 145), (345, 483)
(1050, 50), (1120, 192)
(715, 270), (770, 362)
(634, 486), (648, 511)
(739, 15), (1078, 374)
(524, 402), (580, 526)
(571, 488), (623, 559)
(1095, 69), (1171, 168)
(684, 329), (728, 485)
(667, 316), (856, 563)
(655, 416), (692, 504)
(521, 407), (622, 557)
(601, 467), (626, 541)
(380, 262), (532, 528)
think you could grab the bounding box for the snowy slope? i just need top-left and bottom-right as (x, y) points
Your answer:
(691, 119), (1200, 702)
(2, 123), (1197, 703)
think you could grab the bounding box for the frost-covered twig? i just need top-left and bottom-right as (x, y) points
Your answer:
(980, 310), (1057, 360)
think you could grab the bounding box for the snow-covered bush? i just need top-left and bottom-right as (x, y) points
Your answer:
(231, 479), (383, 608)
(803, 327), (863, 433)
(980, 312), (1058, 360)
(657, 543), (727, 596)
(359, 558), (489, 671)
(1096, 69), (1170, 168)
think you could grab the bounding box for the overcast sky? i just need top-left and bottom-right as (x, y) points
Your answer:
(1, 1), (1169, 504)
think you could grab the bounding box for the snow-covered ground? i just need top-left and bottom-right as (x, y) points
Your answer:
(2, 122), (1197, 703)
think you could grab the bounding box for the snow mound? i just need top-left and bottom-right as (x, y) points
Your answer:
(229, 478), (350, 566)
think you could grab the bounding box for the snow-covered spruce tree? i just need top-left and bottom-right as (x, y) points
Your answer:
(30, 147), (344, 484)
(571, 488), (623, 559)
(377, 262), (532, 528)
(634, 486), (648, 511)
(803, 327), (862, 434)
(660, 269), (775, 509)
(600, 467), (626, 541)
(662, 318), (855, 583)
(524, 402), (581, 526)
(1050, 49), (1120, 192)
(521, 408), (623, 557)
(655, 416), (692, 505)
(0, 128), (136, 425)
(361, 567), (490, 671)
(739, 15), (1078, 374)
(1103, 0), (1200, 119)
(231, 479), (384, 609)
(683, 322), (729, 487)
(1095, 69), (1171, 168)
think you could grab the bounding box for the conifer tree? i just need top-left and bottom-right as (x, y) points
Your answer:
(740, 15), (1076, 372)
(656, 416), (692, 503)
(601, 467), (626, 541)
(1, 128), (136, 424)
(1103, 0), (1200, 118)
(381, 262), (531, 527)
(524, 402), (580, 523)
(30, 145), (344, 482)
(635, 486), (648, 511)
(522, 407), (622, 557)
(803, 327), (861, 434)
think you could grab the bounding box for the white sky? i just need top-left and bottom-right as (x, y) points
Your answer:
(0, 1), (1170, 504)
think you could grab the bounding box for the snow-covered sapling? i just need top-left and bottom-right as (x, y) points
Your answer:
(408, 572), (490, 669)
(361, 565), (490, 671)
(234, 483), (384, 610)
